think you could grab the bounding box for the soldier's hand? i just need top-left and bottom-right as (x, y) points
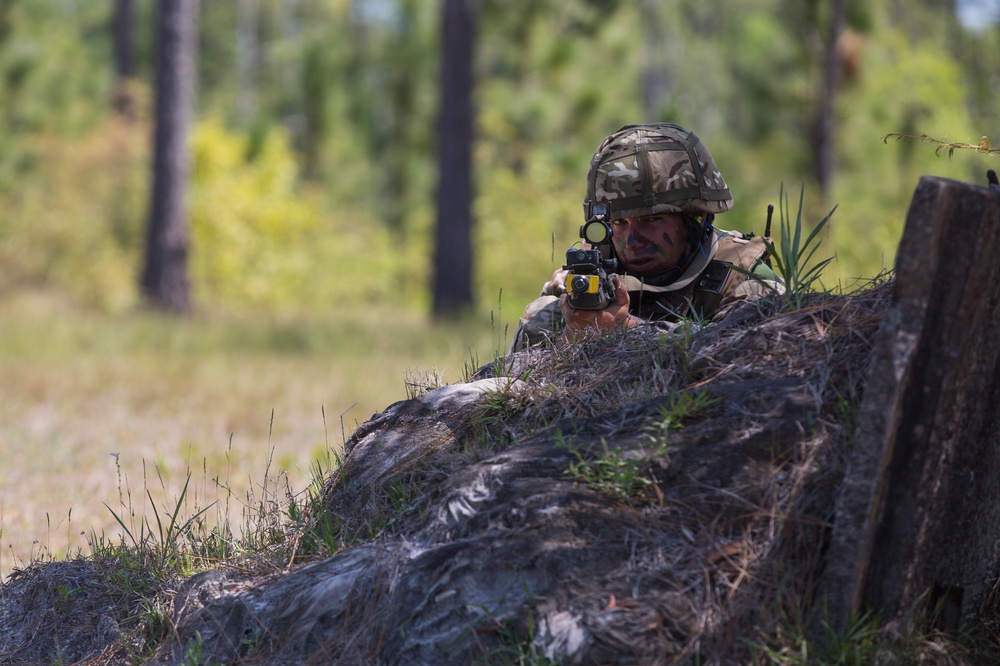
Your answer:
(559, 275), (639, 343)
(541, 269), (570, 297)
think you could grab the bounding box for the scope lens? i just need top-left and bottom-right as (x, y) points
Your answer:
(583, 220), (609, 244)
(571, 275), (590, 293)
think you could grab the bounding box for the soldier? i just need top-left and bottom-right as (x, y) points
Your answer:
(511, 122), (781, 350)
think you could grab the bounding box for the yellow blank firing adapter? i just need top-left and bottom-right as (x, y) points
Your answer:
(566, 272), (600, 294)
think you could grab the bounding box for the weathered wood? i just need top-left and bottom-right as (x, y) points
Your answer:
(823, 175), (1000, 629)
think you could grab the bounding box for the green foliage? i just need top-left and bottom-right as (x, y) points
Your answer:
(284, 492), (328, 557)
(478, 1), (641, 171)
(827, 20), (983, 282)
(85, 459), (247, 662)
(285, 451), (352, 559)
(0, 2), (110, 188)
(190, 117), (402, 310)
(563, 436), (663, 503)
(285, 445), (431, 561)
(749, 609), (885, 665)
(5, 0), (998, 323)
(0, 117), (148, 310)
(181, 631), (208, 666)
(135, 597), (173, 659)
(745, 596), (991, 665)
(102, 470), (215, 578)
(833, 386), (861, 445)
(0, 110), (441, 314)
(404, 367), (448, 399)
(478, 608), (558, 666)
(475, 156), (582, 314)
(643, 391), (720, 446)
(766, 183), (836, 308)
(561, 391), (717, 502)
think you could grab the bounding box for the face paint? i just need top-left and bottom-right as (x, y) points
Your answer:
(611, 213), (691, 276)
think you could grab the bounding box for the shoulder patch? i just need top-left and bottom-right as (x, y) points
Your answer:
(696, 260), (731, 295)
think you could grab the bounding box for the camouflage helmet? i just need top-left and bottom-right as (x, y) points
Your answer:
(584, 123), (733, 222)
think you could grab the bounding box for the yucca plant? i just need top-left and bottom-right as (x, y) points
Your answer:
(766, 183), (836, 309)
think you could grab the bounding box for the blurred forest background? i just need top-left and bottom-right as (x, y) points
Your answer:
(1, 0), (998, 576)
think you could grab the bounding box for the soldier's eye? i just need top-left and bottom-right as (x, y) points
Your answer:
(641, 215), (671, 225)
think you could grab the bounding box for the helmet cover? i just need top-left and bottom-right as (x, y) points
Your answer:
(584, 123), (733, 222)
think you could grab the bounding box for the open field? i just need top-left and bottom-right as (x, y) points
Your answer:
(0, 289), (508, 580)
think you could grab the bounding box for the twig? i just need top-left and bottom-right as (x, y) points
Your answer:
(882, 132), (999, 158)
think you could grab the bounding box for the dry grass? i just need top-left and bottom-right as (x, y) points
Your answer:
(0, 288), (505, 580)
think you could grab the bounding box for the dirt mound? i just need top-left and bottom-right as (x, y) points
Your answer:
(0, 560), (138, 664)
(0, 279), (953, 665)
(143, 283), (888, 665)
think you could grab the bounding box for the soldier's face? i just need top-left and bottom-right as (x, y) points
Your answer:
(611, 213), (691, 276)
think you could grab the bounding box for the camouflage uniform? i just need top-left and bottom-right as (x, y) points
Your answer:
(510, 123), (782, 351)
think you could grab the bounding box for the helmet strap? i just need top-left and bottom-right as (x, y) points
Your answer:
(682, 212), (715, 258)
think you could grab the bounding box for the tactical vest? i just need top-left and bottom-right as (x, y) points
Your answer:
(624, 232), (774, 322)
(508, 231), (776, 352)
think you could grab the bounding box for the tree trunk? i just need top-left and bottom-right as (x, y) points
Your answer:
(301, 41), (327, 181)
(112, 0), (136, 118)
(431, 0), (477, 318)
(141, 0), (197, 313)
(640, 0), (669, 119)
(383, 0), (420, 233)
(814, 0), (844, 198)
(236, 0), (259, 126)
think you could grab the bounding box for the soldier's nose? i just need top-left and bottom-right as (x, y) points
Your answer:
(626, 228), (650, 246)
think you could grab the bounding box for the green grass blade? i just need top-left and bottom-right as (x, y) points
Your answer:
(102, 502), (136, 547)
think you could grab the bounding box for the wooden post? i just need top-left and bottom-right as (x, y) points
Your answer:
(821, 175), (1000, 630)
